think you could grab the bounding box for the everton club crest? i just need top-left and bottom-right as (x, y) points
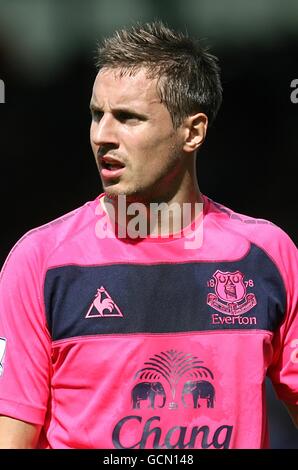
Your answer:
(207, 270), (257, 316)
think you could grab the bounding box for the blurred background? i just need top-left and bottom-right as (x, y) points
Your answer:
(0, 0), (297, 448)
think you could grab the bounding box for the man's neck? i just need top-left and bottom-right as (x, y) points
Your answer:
(102, 188), (203, 238)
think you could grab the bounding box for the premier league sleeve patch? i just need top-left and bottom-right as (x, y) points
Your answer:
(0, 337), (7, 376)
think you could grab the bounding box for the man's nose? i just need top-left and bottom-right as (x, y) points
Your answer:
(91, 114), (118, 146)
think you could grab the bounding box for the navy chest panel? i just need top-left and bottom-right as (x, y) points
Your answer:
(44, 244), (286, 341)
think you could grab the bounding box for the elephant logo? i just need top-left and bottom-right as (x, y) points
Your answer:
(131, 381), (166, 409)
(131, 349), (216, 411)
(182, 380), (215, 408)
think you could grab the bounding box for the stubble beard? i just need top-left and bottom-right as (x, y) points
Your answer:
(102, 144), (184, 205)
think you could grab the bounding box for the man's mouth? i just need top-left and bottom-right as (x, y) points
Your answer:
(100, 156), (126, 179)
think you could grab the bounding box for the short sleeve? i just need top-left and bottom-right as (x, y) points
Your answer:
(267, 232), (298, 405)
(0, 233), (51, 424)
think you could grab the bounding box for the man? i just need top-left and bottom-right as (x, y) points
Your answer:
(0, 21), (297, 449)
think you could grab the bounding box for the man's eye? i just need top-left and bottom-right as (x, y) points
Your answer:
(91, 110), (103, 122)
(117, 112), (139, 123)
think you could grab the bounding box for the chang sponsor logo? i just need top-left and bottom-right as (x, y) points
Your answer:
(112, 415), (233, 449)
(112, 349), (233, 449)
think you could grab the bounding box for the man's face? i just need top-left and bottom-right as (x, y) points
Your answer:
(90, 68), (186, 202)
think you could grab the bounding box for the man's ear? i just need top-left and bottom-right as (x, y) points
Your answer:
(183, 113), (208, 153)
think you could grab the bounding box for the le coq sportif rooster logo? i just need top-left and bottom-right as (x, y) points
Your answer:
(85, 286), (123, 318)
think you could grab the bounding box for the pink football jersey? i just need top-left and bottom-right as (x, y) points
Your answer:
(0, 194), (297, 449)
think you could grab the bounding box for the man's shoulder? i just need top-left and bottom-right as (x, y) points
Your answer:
(24, 198), (98, 241)
(1, 196), (101, 273)
(205, 195), (297, 255)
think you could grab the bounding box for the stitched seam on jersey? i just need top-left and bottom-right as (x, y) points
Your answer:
(44, 246), (253, 271)
(43, 216), (101, 272)
(250, 242), (287, 344)
(46, 371), (58, 445)
(51, 329), (274, 346)
(0, 397), (46, 413)
(41, 201), (99, 335)
(0, 204), (87, 283)
(245, 241), (288, 368)
(250, 242), (287, 307)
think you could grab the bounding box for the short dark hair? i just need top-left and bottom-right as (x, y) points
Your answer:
(96, 21), (222, 128)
